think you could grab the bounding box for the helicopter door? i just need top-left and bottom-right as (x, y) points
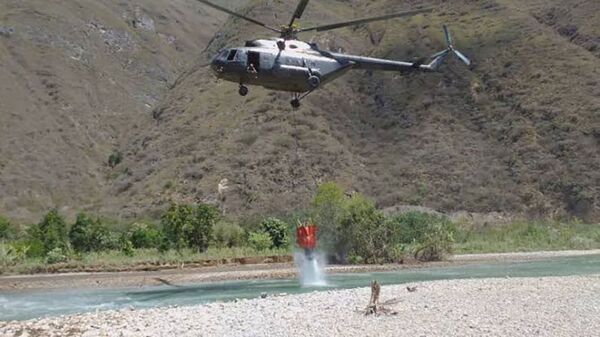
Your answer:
(247, 51), (260, 73)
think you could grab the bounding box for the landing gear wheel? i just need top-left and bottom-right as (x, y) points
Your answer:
(239, 85), (248, 96)
(307, 75), (320, 89)
(291, 99), (301, 108)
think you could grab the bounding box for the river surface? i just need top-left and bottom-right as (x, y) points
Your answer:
(1, 254), (599, 321)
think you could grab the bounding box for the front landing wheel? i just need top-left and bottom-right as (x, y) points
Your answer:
(239, 85), (249, 96)
(290, 99), (301, 108)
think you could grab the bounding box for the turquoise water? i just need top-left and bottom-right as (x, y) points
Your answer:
(1, 255), (599, 321)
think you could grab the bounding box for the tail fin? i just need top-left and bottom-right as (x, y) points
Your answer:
(422, 26), (471, 71)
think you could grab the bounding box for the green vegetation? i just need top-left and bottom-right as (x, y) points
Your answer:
(0, 246), (289, 275)
(213, 221), (245, 248)
(107, 151), (123, 168)
(386, 212), (455, 261)
(0, 183), (598, 275)
(258, 218), (290, 249)
(0, 216), (14, 240)
(0, 204), (290, 274)
(248, 232), (273, 251)
(161, 203), (218, 252)
(34, 209), (70, 254)
(128, 223), (162, 249)
(454, 220), (600, 254)
(69, 213), (112, 253)
(311, 184), (454, 263)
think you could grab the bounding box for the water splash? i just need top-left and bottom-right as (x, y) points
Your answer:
(294, 250), (327, 287)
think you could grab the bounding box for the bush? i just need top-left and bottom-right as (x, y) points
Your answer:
(187, 204), (218, 252)
(310, 183), (393, 262)
(347, 253), (364, 265)
(248, 232), (272, 251)
(385, 212), (452, 244)
(0, 216), (15, 241)
(0, 242), (29, 267)
(412, 222), (454, 261)
(69, 213), (111, 253)
(213, 221), (245, 248)
(21, 234), (44, 258)
(45, 247), (68, 264)
(0, 244), (16, 268)
(259, 218), (290, 249)
(161, 203), (219, 252)
(386, 212), (454, 261)
(8, 242), (30, 261)
(36, 209), (69, 254)
(340, 194), (387, 263)
(120, 236), (135, 256)
(108, 151), (123, 168)
(310, 182), (350, 254)
(310, 184), (456, 263)
(128, 223), (162, 249)
(161, 204), (193, 251)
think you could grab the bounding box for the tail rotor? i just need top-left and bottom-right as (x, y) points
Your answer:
(423, 25), (471, 70)
(442, 25), (471, 66)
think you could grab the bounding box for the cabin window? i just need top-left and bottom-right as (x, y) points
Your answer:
(227, 49), (238, 61)
(289, 44), (298, 49)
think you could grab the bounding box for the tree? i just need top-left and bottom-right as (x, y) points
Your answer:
(37, 209), (69, 254)
(213, 221), (245, 248)
(311, 182), (349, 255)
(187, 204), (218, 253)
(161, 203), (219, 252)
(128, 223), (162, 249)
(259, 218), (290, 249)
(69, 213), (110, 252)
(340, 194), (386, 263)
(161, 204), (192, 251)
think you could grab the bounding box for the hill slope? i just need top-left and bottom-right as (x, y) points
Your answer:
(0, 0), (241, 221)
(1, 0), (599, 222)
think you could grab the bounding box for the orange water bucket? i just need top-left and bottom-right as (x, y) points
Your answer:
(296, 225), (317, 250)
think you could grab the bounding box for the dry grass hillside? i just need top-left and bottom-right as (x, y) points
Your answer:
(0, 0), (240, 221)
(1, 0), (598, 222)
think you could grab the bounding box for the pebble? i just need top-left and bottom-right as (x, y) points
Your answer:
(1, 275), (599, 337)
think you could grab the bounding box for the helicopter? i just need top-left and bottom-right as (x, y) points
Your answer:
(198, 0), (471, 108)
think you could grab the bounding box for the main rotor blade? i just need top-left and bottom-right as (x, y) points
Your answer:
(289, 0), (310, 27)
(298, 7), (434, 33)
(196, 0), (281, 33)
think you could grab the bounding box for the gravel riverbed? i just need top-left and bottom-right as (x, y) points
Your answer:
(2, 275), (599, 337)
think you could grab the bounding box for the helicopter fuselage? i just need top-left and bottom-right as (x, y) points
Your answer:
(211, 39), (352, 93)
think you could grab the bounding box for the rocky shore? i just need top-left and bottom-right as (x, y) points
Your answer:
(2, 275), (599, 337)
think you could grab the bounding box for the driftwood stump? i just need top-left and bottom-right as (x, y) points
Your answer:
(365, 280), (381, 315)
(363, 280), (399, 316)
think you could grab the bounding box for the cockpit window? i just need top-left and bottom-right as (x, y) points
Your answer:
(227, 49), (238, 61)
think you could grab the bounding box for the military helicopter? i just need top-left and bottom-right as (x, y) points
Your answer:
(199, 0), (471, 108)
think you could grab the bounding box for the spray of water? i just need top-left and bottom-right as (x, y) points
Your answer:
(294, 250), (327, 287)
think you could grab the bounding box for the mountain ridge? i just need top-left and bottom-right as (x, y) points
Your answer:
(1, 0), (598, 222)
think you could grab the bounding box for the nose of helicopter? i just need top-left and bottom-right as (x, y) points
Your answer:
(210, 54), (225, 76)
